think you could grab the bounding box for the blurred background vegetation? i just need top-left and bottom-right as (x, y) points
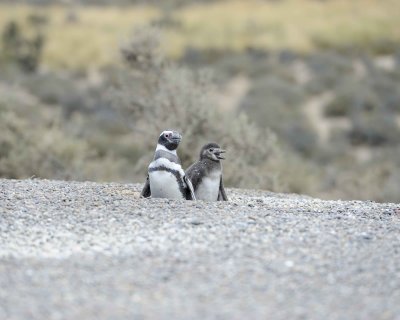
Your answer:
(1, 0), (399, 203)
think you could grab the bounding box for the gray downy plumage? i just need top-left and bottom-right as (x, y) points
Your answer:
(185, 142), (228, 201)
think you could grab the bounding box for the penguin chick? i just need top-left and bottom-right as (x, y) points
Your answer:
(141, 130), (196, 200)
(185, 142), (228, 201)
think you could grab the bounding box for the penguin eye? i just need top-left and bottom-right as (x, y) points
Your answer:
(209, 148), (213, 152)
(164, 133), (171, 138)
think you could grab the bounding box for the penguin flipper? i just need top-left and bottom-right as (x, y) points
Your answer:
(217, 176), (228, 201)
(185, 162), (202, 191)
(184, 176), (196, 200)
(140, 175), (151, 198)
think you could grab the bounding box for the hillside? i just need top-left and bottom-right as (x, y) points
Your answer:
(1, 179), (399, 319)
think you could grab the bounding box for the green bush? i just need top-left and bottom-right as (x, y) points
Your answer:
(324, 78), (373, 117)
(327, 147), (400, 203)
(1, 15), (46, 72)
(240, 75), (317, 155)
(349, 110), (399, 146)
(112, 26), (298, 191)
(304, 51), (354, 94)
(0, 87), (127, 181)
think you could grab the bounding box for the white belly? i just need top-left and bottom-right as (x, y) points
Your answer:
(195, 172), (221, 201)
(149, 171), (184, 199)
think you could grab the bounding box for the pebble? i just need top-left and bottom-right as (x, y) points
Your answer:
(0, 178), (399, 320)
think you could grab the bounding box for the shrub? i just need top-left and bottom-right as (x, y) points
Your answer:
(112, 26), (289, 190)
(349, 110), (400, 146)
(304, 51), (354, 94)
(0, 15), (46, 72)
(0, 86), (126, 181)
(0, 103), (89, 179)
(328, 147), (400, 203)
(240, 75), (317, 156)
(324, 78), (372, 117)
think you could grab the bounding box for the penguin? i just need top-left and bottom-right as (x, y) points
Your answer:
(140, 130), (196, 200)
(185, 142), (228, 201)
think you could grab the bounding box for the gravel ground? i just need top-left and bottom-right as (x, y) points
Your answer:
(0, 178), (399, 320)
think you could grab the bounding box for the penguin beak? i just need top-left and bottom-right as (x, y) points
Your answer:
(214, 148), (226, 160)
(171, 131), (182, 144)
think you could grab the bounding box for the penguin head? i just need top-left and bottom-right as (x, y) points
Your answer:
(200, 142), (226, 162)
(157, 130), (182, 151)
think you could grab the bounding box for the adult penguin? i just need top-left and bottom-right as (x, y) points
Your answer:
(141, 130), (196, 200)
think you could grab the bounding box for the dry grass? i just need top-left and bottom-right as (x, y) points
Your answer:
(177, 0), (400, 52)
(1, 0), (399, 69)
(0, 4), (159, 69)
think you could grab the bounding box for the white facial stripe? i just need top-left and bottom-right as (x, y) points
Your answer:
(149, 157), (185, 177)
(160, 130), (173, 137)
(156, 144), (177, 155)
